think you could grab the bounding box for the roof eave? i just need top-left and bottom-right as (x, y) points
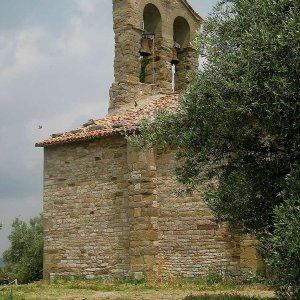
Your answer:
(35, 129), (138, 148)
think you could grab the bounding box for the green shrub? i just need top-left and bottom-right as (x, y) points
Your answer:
(0, 269), (10, 280)
(3, 215), (43, 284)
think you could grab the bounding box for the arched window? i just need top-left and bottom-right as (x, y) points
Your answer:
(173, 16), (190, 48)
(172, 17), (191, 91)
(140, 4), (162, 83)
(143, 4), (162, 36)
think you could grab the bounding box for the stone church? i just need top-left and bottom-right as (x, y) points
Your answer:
(37, 0), (261, 280)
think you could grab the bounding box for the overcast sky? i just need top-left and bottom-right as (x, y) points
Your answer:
(0, 0), (219, 256)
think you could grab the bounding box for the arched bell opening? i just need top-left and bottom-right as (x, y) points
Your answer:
(139, 3), (162, 83)
(173, 16), (190, 49)
(172, 16), (191, 91)
(143, 3), (162, 37)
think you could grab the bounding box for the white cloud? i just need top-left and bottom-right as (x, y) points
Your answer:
(0, 26), (48, 80)
(0, 126), (10, 168)
(0, 10), (102, 84)
(54, 16), (90, 56)
(75, 0), (97, 16)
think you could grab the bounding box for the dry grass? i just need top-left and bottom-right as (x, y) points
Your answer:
(0, 279), (275, 300)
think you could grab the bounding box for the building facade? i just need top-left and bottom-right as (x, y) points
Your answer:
(37, 0), (262, 280)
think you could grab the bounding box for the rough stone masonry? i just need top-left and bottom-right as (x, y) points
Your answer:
(37, 0), (263, 280)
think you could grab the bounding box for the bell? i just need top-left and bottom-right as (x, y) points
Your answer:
(139, 37), (152, 57)
(171, 48), (180, 65)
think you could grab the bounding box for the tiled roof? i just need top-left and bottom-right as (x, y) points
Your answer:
(36, 93), (179, 147)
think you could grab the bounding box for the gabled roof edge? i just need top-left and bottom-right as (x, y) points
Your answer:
(181, 0), (203, 22)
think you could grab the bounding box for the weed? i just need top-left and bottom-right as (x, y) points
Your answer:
(0, 289), (25, 300)
(205, 271), (224, 285)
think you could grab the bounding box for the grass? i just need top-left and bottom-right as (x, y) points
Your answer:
(0, 289), (25, 300)
(0, 278), (274, 300)
(7, 276), (237, 293)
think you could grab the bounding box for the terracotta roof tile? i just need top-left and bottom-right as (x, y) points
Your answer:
(36, 93), (179, 147)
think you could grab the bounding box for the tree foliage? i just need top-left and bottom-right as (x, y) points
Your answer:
(261, 165), (300, 299)
(3, 215), (43, 284)
(132, 0), (299, 298)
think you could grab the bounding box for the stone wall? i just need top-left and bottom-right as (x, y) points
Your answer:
(43, 137), (261, 280)
(43, 137), (130, 279)
(154, 150), (241, 278)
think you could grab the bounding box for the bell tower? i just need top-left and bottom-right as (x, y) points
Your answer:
(109, 0), (202, 114)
